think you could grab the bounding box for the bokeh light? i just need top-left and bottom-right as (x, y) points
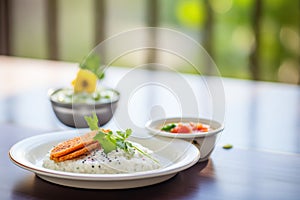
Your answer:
(176, 0), (206, 28)
(280, 26), (300, 55)
(231, 26), (254, 55)
(210, 0), (233, 14)
(278, 59), (299, 84)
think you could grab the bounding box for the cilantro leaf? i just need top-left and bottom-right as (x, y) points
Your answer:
(84, 113), (99, 131)
(93, 130), (117, 154)
(79, 54), (104, 80)
(85, 113), (117, 154)
(84, 114), (159, 164)
(116, 129), (132, 140)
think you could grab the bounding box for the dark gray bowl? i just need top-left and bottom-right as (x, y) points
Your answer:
(49, 88), (120, 128)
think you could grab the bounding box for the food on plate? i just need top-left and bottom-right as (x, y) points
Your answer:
(43, 114), (160, 174)
(161, 122), (210, 133)
(49, 130), (99, 162)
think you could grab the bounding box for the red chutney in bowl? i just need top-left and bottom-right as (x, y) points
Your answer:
(161, 122), (209, 134)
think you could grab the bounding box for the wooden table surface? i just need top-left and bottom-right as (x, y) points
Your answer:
(0, 56), (299, 200)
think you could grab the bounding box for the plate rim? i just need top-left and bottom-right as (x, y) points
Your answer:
(9, 130), (200, 182)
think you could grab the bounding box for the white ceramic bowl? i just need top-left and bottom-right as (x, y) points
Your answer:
(145, 117), (224, 162)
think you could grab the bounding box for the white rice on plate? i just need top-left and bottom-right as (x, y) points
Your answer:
(43, 142), (160, 174)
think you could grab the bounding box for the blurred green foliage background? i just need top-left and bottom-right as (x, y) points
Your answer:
(8, 0), (300, 84)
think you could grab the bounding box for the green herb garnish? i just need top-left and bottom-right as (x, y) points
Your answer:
(161, 123), (176, 132)
(84, 113), (99, 131)
(94, 130), (117, 154)
(80, 53), (105, 80)
(222, 144), (233, 149)
(84, 113), (159, 164)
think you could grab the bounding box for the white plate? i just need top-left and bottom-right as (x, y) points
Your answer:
(9, 130), (200, 189)
(145, 117), (224, 139)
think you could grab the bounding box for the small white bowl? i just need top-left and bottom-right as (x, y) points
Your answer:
(145, 117), (224, 162)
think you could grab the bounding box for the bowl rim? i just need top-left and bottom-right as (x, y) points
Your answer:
(145, 117), (225, 138)
(49, 87), (120, 107)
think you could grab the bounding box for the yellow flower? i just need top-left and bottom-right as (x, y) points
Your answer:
(72, 69), (97, 93)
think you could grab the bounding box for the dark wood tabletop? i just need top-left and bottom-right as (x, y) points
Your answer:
(0, 56), (299, 200)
